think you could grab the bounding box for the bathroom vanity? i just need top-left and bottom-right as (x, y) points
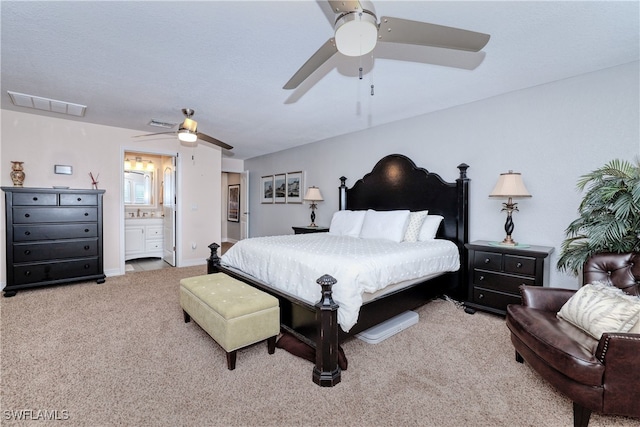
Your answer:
(124, 217), (163, 261)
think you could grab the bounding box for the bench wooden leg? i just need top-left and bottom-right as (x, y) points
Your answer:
(226, 350), (237, 370)
(183, 310), (191, 323)
(515, 350), (524, 363)
(267, 336), (276, 354)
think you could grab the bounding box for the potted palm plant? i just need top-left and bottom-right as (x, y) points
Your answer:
(557, 158), (640, 276)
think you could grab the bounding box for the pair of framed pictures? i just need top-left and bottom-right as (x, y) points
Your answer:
(261, 171), (303, 204)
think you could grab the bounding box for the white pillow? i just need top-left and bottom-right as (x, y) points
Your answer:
(360, 209), (410, 242)
(403, 211), (429, 242)
(629, 316), (640, 334)
(557, 281), (640, 339)
(328, 210), (366, 237)
(418, 215), (444, 241)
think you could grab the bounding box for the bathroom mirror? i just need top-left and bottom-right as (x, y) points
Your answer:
(124, 170), (154, 206)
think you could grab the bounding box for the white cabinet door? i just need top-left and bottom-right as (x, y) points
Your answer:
(125, 225), (145, 260)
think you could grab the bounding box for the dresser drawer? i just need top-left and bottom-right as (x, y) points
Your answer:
(473, 251), (503, 271)
(13, 239), (98, 262)
(504, 254), (536, 276)
(12, 192), (57, 206)
(13, 207), (97, 223)
(472, 288), (522, 312)
(12, 258), (101, 285)
(13, 224), (98, 241)
(473, 270), (536, 294)
(60, 193), (98, 206)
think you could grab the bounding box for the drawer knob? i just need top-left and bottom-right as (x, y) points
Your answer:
(478, 293), (484, 299)
(77, 197), (82, 202)
(32, 197), (38, 201)
(84, 229), (90, 233)
(24, 231), (31, 236)
(479, 275), (485, 281)
(516, 262), (523, 268)
(84, 212), (89, 216)
(24, 250), (31, 255)
(24, 271), (31, 276)
(484, 258), (490, 264)
(84, 245), (90, 250)
(84, 264), (90, 269)
(24, 213), (30, 218)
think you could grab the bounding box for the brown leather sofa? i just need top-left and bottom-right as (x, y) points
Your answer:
(506, 252), (640, 427)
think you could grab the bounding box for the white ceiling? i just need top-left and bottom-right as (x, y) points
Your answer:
(1, 1), (638, 160)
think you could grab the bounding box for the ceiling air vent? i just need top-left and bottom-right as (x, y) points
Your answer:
(148, 119), (177, 129)
(8, 91), (86, 117)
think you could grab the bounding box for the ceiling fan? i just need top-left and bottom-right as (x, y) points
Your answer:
(134, 108), (233, 150)
(283, 0), (490, 90)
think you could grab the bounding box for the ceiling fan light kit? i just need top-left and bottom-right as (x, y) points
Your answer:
(334, 10), (378, 56)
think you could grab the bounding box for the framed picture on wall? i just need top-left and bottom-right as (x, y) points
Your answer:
(286, 171), (303, 203)
(274, 173), (286, 203)
(261, 175), (274, 203)
(227, 184), (240, 222)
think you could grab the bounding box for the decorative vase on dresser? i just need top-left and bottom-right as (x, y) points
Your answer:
(10, 161), (25, 187)
(2, 187), (106, 297)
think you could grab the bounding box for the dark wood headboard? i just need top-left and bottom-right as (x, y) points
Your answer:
(338, 154), (470, 299)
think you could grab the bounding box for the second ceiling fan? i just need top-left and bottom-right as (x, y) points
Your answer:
(284, 0), (490, 90)
(135, 108), (233, 150)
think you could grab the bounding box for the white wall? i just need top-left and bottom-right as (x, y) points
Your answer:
(245, 62), (640, 289)
(0, 110), (222, 286)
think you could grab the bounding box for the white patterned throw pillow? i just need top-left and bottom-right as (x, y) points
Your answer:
(403, 211), (429, 242)
(557, 281), (640, 339)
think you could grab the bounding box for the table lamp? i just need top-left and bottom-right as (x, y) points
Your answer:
(489, 171), (531, 246)
(303, 186), (323, 227)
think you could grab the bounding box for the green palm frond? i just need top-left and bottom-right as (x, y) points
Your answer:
(558, 157), (640, 275)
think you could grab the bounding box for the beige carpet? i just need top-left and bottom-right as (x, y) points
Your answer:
(1, 266), (636, 427)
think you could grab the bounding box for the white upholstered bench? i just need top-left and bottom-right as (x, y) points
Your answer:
(179, 273), (280, 370)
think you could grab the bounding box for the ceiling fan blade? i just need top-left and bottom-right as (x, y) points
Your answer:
(377, 16), (490, 52)
(197, 132), (233, 150)
(283, 38), (339, 89)
(327, 0), (362, 13)
(133, 131), (176, 138)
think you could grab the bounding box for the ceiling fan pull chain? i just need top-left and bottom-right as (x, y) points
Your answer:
(359, 67), (363, 80)
(371, 84), (374, 96)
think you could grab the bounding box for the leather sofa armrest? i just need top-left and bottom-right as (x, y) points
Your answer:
(519, 285), (576, 312)
(594, 333), (640, 417)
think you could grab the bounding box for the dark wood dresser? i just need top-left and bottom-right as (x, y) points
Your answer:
(2, 187), (106, 297)
(464, 240), (554, 316)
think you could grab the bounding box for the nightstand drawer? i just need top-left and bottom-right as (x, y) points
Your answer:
(473, 251), (503, 271)
(504, 254), (536, 276)
(473, 270), (536, 294)
(472, 288), (522, 312)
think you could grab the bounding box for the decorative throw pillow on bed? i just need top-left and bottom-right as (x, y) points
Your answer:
(403, 211), (429, 242)
(360, 209), (411, 242)
(418, 215), (444, 241)
(328, 210), (366, 237)
(557, 281), (640, 339)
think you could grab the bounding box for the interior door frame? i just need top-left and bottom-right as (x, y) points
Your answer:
(120, 146), (179, 274)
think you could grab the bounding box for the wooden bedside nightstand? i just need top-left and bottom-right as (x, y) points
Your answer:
(292, 226), (329, 234)
(464, 240), (554, 316)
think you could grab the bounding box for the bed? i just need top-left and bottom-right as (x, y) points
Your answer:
(208, 154), (470, 386)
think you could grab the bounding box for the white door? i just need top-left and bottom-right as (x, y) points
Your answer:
(240, 170), (249, 239)
(163, 159), (177, 266)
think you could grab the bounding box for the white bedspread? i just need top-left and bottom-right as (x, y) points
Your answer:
(220, 233), (460, 332)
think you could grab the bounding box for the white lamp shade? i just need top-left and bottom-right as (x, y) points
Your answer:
(304, 187), (324, 202)
(489, 171), (531, 198)
(334, 12), (378, 56)
(178, 130), (198, 146)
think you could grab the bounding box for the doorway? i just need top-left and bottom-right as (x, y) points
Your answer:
(123, 150), (177, 273)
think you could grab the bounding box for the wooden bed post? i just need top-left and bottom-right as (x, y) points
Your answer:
(313, 274), (341, 387)
(456, 163), (470, 301)
(338, 176), (347, 211)
(207, 242), (221, 274)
